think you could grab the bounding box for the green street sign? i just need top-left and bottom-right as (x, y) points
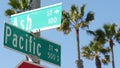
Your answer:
(4, 23), (61, 66)
(10, 3), (62, 32)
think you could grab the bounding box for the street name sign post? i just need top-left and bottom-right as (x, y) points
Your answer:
(10, 3), (62, 32)
(4, 23), (61, 66)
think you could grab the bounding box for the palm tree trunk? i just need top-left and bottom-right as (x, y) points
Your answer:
(75, 29), (83, 68)
(76, 29), (80, 60)
(109, 39), (115, 68)
(95, 56), (101, 68)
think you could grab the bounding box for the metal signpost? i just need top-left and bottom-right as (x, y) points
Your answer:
(26, 31), (41, 64)
(16, 61), (47, 68)
(4, 23), (61, 66)
(26, 0), (40, 64)
(10, 3), (62, 32)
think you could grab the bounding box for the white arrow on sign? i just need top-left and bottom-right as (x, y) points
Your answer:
(55, 48), (58, 52)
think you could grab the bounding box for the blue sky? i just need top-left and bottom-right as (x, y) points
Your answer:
(0, 0), (120, 68)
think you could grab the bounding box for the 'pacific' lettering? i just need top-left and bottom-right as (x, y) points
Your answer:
(5, 26), (11, 44)
(37, 44), (41, 56)
(12, 34), (17, 48)
(19, 36), (24, 49)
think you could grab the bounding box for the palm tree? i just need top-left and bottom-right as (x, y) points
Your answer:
(5, 0), (32, 16)
(82, 41), (110, 68)
(102, 23), (120, 68)
(57, 4), (94, 68)
(83, 29), (110, 68)
(87, 23), (120, 68)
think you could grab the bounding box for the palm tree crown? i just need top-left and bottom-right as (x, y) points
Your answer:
(82, 41), (110, 65)
(57, 4), (94, 34)
(5, 0), (32, 16)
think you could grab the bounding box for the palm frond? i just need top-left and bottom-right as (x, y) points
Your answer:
(78, 21), (88, 28)
(95, 29), (106, 44)
(20, 0), (30, 11)
(86, 30), (95, 36)
(102, 55), (110, 65)
(5, 9), (15, 16)
(99, 47), (110, 55)
(86, 29), (106, 44)
(6, 0), (32, 16)
(92, 41), (102, 52)
(82, 46), (94, 60)
(103, 23), (117, 39)
(79, 4), (86, 19)
(57, 13), (71, 34)
(70, 5), (79, 22)
(63, 28), (71, 34)
(62, 11), (70, 18)
(8, 0), (19, 9)
(111, 23), (117, 37)
(85, 11), (94, 22)
(95, 29), (105, 37)
(115, 29), (120, 43)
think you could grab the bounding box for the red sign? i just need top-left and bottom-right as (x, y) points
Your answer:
(17, 61), (46, 68)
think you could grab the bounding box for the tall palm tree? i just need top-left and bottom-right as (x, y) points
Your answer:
(83, 29), (110, 68)
(82, 41), (110, 68)
(5, 0), (32, 16)
(57, 4), (94, 68)
(103, 23), (120, 68)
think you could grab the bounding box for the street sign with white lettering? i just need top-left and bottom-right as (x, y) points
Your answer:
(4, 23), (61, 66)
(10, 3), (62, 32)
